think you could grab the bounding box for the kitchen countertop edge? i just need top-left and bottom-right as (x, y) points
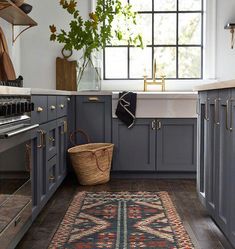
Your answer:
(193, 79), (235, 91)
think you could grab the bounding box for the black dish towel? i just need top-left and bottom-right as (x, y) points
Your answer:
(115, 91), (137, 128)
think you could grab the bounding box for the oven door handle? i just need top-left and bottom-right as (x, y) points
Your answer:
(3, 124), (39, 138)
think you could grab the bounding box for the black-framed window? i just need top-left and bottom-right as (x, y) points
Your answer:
(103, 0), (204, 80)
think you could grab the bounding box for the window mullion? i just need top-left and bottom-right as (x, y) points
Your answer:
(176, 0), (179, 79)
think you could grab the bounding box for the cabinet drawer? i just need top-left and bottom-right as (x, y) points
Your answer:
(48, 96), (57, 121)
(31, 96), (48, 124)
(47, 156), (57, 194)
(57, 96), (68, 118)
(0, 202), (32, 249)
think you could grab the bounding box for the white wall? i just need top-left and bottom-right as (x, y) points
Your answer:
(21, 0), (90, 89)
(17, 0), (235, 90)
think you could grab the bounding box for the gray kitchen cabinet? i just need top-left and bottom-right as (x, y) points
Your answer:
(156, 119), (197, 172)
(112, 119), (156, 171)
(31, 95), (70, 221)
(112, 118), (197, 173)
(198, 89), (235, 248)
(76, 95), (112, 143)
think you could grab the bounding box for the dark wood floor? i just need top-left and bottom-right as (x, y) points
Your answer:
(16, 176), (233, 249)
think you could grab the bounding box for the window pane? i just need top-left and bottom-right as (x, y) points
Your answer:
(179, 0), (201, 11)
(154, 47), (176, 78)
(154, 14), (176, 45)
(154, 0), (176, 11)
(130, 47), (152, 78)
(109, 18), (128, 46)
(178, 47), (201, 78)
(137, 14), (152, 45)
(178, 13), (201, 45)
(129, 0), (152, 11)
(105, 48), (128, 78)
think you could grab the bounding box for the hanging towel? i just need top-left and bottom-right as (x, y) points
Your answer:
(115, 91), (137, 128)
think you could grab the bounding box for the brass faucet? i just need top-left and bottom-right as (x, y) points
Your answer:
(144, 60), (165, 91)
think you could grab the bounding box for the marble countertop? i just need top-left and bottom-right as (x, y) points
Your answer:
(193, 79), (235, 91)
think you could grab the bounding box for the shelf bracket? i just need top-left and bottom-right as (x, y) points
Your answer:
(12, 25), (34, 44)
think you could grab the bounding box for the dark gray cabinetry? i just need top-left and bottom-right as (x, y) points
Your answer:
(76, 95), (112, 143)
(112, 118), (196, 172)
(198, 89), (235, 248)
(31, 95), (69, 220)
(112, 119), (156, 171)
(156, 119), (197, 172)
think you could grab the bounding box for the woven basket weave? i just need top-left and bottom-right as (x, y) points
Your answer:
(68, 130), (114, 185)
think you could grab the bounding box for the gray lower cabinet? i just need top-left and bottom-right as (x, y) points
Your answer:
(198, 89), (235, 248)
(112, 118), (197, 172)
(76, 95), (112, 143)
(156, 119), (197, 172)
(112, 119), (156, 171)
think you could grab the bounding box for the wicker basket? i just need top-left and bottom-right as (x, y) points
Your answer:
(68, 129), (114, 185)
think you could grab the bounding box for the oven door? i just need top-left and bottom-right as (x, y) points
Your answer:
(0, 124), (38, 249)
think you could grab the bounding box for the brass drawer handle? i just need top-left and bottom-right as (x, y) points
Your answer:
(205, 98), (210, 121)
(37, 130), (45, 148)
(49, 175), (55, 181)
(88, 97), (99, 102)
(157, 120), (162, 130)
(50, 105), (56, 110)
(60, 104), (65, 109)
(67, 97), (71, 102)
(14, 216), (22, 227)
(151, 120), (156, 130)
(37, 107), (43, 113)
(214, 98), (220, 125)
(49, 137), (55, 142)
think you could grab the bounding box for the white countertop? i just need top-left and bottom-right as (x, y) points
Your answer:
(193, 79), (235, 91)
(0, 86), (31, 96)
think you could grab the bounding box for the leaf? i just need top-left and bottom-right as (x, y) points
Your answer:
(50, 34), (57, 41)
(49, 25), (57, 33)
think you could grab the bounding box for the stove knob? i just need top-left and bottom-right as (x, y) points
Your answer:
(11, 103), (17, 115)
(17, 102), (21, 114)
(20, 102), (25, 113)
(30, 103), (35, 112)
(24, 102), (30, 112)
(6, 104), (12, 116)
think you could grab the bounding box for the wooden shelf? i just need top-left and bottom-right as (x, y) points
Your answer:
(0, 0), (37, 42)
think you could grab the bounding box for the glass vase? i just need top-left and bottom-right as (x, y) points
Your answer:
(77, 54), (101, 91)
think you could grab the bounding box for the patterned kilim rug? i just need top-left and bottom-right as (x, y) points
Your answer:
(49, 191), (194, 249)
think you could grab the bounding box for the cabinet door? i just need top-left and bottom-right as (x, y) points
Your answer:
(197, 92), (207, 204)
(44, 120), (58, 161)
(112, 119), (156, 171)
(57, 117), (68, 184)
(215, 89), (231, 234)
(156, 119), (196, 172)
(76, 96), (112, 143)
(204, 91), (219, 217)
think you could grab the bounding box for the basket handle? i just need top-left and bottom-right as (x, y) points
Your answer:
(92, 148), (111, 173)
(70, 129), (90, 146)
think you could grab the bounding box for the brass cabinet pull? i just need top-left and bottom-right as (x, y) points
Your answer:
(88, 96), (99, 102)
(157, 120), (162, 130)
(67, 97), (71, 102)
(64, 120), (68, 133)
(50, 105), (56, 110)
(49, 136), (55, 142)
(49, 175), (55, 181)
(37, 107), (43, 113)
(226, 99), (233, 131)
(37, 130), (43, 148)
(151, 120), (156, 130)
(60, 104), (65, 109)
(205, 98), (210, 121)
(214, 98), (220, 125)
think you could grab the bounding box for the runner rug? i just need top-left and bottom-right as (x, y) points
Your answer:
(49, 191), (194, 249)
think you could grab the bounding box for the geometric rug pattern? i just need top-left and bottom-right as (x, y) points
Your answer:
(49, 191), (194, 249)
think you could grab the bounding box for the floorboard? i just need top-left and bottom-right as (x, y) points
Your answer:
(16, 176), (233, 249)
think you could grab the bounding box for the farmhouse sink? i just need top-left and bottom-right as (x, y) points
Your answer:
(112, 91), (198, 118)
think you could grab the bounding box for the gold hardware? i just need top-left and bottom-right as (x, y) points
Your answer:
(226, 99), (230, 130)
(157, 120), (162, 130)
(151, 120), (156, 130)
(60, 104), (65, 109)
(49, 175), (55, 181)
(227, 98), (234, 131)
(67, 97), (71, 102)
(37, 107), (43, 113)
(50, 105), (56, 110)
(88, 96), (99, 101)
(144, 59), (165, 92)
(14, 216), (22, 227)
(37, 130), (43, 148)
(214, 98), (220, 125)
(49, 137), (55, 142)
(205, 98), (210, 121)
(64, 120), (68, 133)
